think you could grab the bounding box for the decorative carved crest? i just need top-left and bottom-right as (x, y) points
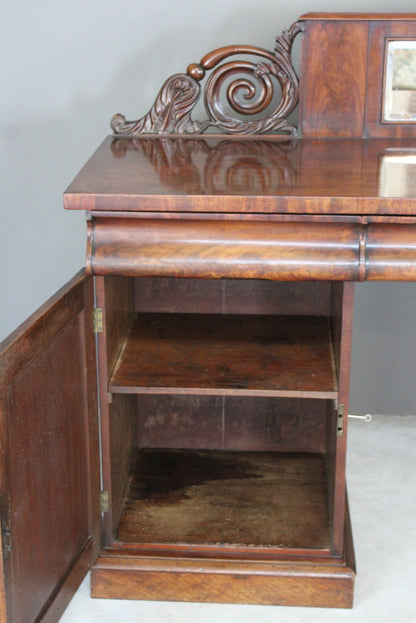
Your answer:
(111, 21), (303, 136)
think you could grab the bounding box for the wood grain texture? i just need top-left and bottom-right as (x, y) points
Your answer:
(94, 277), (138, 546)
(330, 283), (355, 555)
(103, 276), (135, 377)
(134, 279), (332, 316)
(301, 12), (416, 21)
(109, 395), (138, 535)
(36, 540), (93, 623)
(91, 560), (354, 607)
(223, 398), (327, 452)
(325, 399), (337, 548)
(299, 21), (368, 137)
(116, 450), (330, 550)
(0, 271), (85, 381)
(89, 217), (416, 282)
(7, 317), (88, 621)
(0, 273), (95, 623)
(365, 21), (416, 138)
(82, 276), (101, 562)
(91, 508), (355, 607)
(325, 283), (348, 546)
(109, 313), (337, 398)
(136, 396), (328, 454)
(88, 218), (362, 281)
(137, 395), (224, 449)
(65, 136), (416, 215)
(366, 224), (416, 279)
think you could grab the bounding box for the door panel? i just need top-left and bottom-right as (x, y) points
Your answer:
(0, 271), (99, 623)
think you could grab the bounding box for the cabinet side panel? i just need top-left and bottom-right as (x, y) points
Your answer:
(97, 276), (136, 544)
(299, 20), (368, 137)
(327, 283), (355, 554)
(325, 400), (337, 546)
(110, 395), (138, 532)
(83, 277), (101, 561)
(0, 273), (95, 623)
(104, 277), (135, 377)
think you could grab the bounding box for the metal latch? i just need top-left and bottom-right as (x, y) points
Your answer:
(93, 308), (104, 333)
(348, 413), (372, 422)
(100, 490), (110, 513)
(337, 404), (344, 438)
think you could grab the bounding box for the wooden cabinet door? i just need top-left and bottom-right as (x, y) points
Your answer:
(0, 271), (100, 623)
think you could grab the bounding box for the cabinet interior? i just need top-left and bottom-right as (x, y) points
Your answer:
(97, 276), (351, 558)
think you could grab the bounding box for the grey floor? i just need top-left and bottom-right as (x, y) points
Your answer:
(60, 415), (416, 623)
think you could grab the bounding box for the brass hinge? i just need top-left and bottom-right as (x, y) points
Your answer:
(100, 490), (110, 513)
(93, 308), (104, 333)
(337, 404), (345, 438)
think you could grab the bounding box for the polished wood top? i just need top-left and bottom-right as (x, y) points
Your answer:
(301, 12), (416, 20)
(64, 136), (416, 215)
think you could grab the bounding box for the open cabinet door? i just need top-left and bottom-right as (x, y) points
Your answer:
(0, 271), (100, 623)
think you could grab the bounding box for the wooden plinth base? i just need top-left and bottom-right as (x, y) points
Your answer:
(91, 511), (355, 609)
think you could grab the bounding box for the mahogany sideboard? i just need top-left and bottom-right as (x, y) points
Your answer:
(2, 12), (416, 622)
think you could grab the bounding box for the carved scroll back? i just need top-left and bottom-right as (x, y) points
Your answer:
(111, 21), (303, 136)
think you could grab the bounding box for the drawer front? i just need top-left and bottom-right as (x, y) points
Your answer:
(87, 217), (416, 281)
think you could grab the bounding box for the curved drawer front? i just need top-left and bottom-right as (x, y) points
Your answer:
(366, 224), (416, 280)
(87, 218), (416, 281)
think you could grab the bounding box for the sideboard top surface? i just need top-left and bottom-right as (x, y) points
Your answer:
(300, 12), (416, 20)
(64, 136), (416, 216)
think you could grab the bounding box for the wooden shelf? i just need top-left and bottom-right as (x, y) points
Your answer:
(109, 313), (338, 398)
(116, 449), (331, 551)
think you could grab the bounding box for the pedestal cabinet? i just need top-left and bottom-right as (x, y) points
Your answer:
(2, 12), (416, 622)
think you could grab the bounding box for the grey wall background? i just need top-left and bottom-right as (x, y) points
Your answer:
(1, 0), (416, 415)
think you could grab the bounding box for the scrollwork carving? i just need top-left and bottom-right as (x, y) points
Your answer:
(111, 21), (303, 136)
(111, 74), (202, 135)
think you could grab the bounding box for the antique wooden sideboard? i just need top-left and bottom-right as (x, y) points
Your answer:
(1, 12), (416, 622)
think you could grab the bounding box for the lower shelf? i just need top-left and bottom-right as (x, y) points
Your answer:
(93, 449), (355, 607)
(116, 449), (330, 551)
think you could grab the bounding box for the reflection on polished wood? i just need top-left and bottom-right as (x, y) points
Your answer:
(65, 136), (416, 214)
(379, 153), (416, 197)
(110, 137), (298, 195)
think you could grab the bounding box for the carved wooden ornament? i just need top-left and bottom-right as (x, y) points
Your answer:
(111, 22), (303, 136)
